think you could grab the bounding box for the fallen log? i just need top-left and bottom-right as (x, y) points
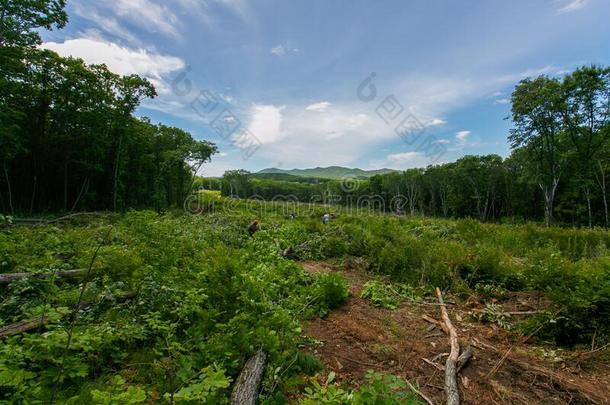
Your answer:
(0, 317), (49, 338)
(231, 348), (267, 405)
(436, 287), (460, 405)
(457, 347), (473, 373)
(281, 241), (310, 259)
(0, 292), (135, 338)
(10, 212), (103, 226)
(0, 268), (89, 284)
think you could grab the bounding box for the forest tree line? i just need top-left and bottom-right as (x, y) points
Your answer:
(213, 66), (610, 227)
(0, 0), (217, 214)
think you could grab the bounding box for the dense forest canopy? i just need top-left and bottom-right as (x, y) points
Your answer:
(211, 66), (610, 227)
(0, 0), (217, 214)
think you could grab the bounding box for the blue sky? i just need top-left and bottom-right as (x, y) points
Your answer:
(41, 0), (610, 176)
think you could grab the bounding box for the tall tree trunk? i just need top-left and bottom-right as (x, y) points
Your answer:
(406, 184), (418, 215)
(71, 177), (89, 213)
(63, 159), (69, 212)
(596, 161), (609, 228)
(540, 178), (559, 227)
(29, 176), (37, 215)
(439, 186), (449, 217)
(584, 186), (592, 229)
(112, 132), (123, 211)
(3, 161), (14, 215)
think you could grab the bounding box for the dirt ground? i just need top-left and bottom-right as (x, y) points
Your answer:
(301, 261), (610, 405)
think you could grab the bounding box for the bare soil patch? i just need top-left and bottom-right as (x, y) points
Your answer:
(301, 261), (610, 404)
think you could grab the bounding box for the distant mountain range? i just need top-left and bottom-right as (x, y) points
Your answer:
(257, 166), (396, 179)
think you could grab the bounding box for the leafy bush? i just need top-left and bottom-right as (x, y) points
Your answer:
(169, 365), (231, 404)
(473, 303), (512, 330)
(314, 273), (349, 315)
(474, 283), (509, 300)
(89, 376), (147, 405)
(360, 280), (401, 309)
(300, 371), (422, 404)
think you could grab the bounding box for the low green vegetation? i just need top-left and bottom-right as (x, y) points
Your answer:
(1, 198), (609, 402)
(360, 280), (422, 310)
(0, 209), (351, 403)
(300, 371), (421, 404)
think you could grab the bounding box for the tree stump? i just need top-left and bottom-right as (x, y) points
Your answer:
(231, 349), (267, 405)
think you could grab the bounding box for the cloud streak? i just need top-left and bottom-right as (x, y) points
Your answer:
(305, 101), (331, 112)
(557, 0), (587, 14)
(270, 43), (299, 56)
(456, 131), (471, 142)
(41, 38), (185, 94)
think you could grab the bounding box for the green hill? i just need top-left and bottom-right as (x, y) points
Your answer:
(258, 166), (395, 179)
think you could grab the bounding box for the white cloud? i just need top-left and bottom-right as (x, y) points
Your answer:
(270, 43), (299, 56)
(233, 102), (385, 167)
(74, 0), (181, 41)
(200, 151), (242, 177)
(345, 113), (369, 129)
(75, 8), (143, 46)
(213, 0), (253, 22)
(305, 101), (331, 112)
(246, 104), (285, 144)
(388, 152), (421, 163)
(158, 64), (563, 170)
(456, 131), (471, 141)
(73, 0), (256, 45)
(493, 65), (558, 85)
(494, 98), (511, 105)
(369, 151), (434, 170)
(228, 65), (560, 168)
(41, 38), (184, 94)
(427, 118), (447, 126)
(557, 0), (587, 13)
(385, 66), (561, 127)
(270, 45), (285, 56)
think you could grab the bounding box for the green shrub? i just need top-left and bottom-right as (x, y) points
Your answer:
(314, 273), (349, 315)
(89, 376), (147, 405)
(360, 280), (400, 309)
(473, 303), (512, 330)
(300, 371), (422, 404)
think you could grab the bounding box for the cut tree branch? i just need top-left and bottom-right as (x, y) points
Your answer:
(0, 292), (135, 338)
(436, 287), (460, 405)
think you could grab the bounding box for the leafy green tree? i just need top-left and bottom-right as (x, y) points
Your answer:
(222, 170), (252, 198)
(561, 66), (610, 227)
(403, 168), (423, 215)
(510, 76), (567, 226)
(0, 0), (68, 47)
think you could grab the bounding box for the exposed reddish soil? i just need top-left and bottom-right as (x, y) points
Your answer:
(301, 261), (610, 404)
